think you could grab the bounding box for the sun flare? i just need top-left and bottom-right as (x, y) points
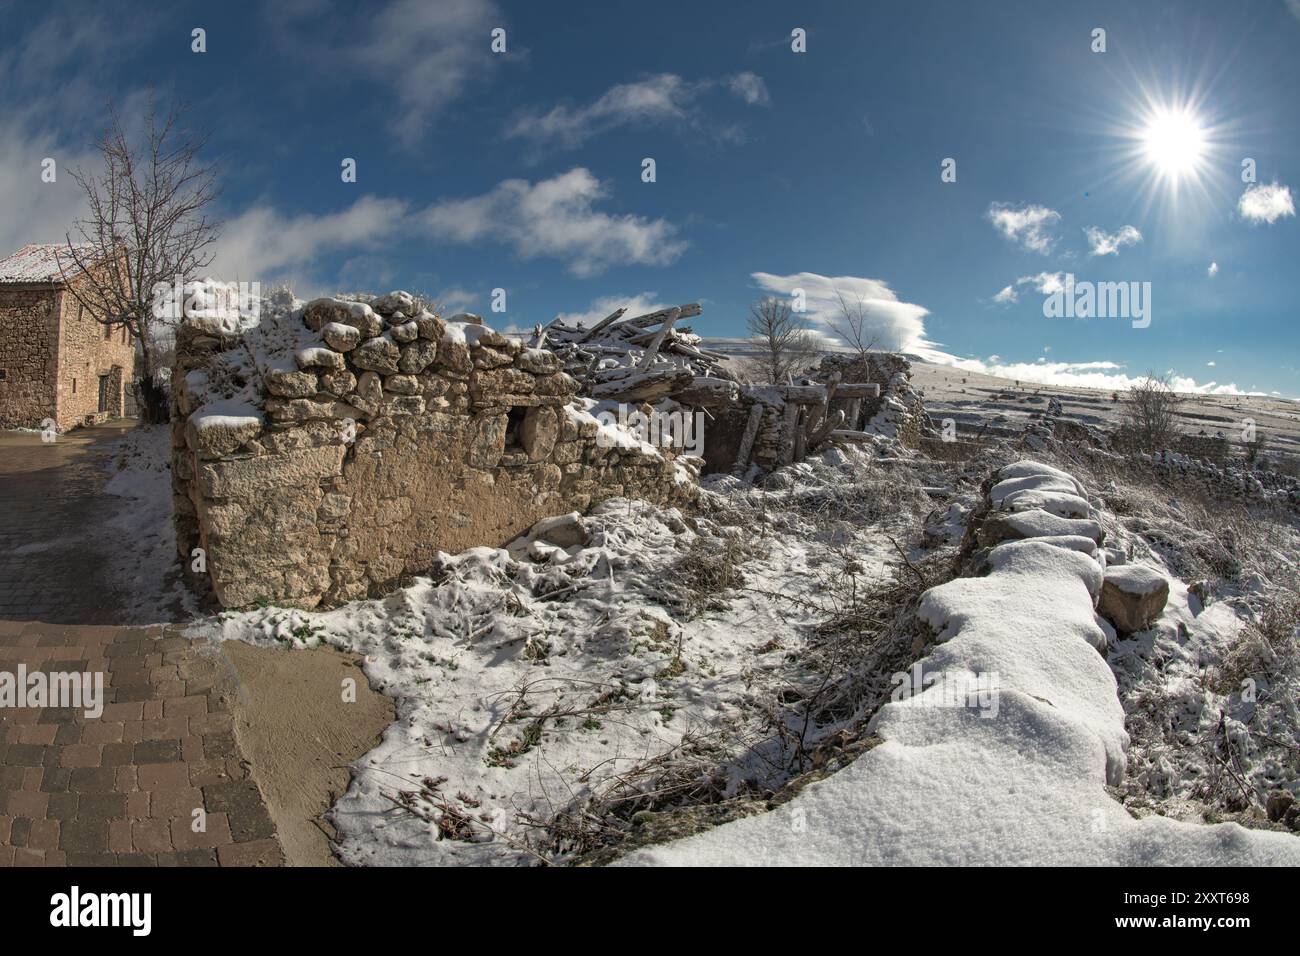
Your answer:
(1139, 106), (1207, 181)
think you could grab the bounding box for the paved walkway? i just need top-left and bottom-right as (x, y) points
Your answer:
(0, 424), (135, 623)
(0, 424), (285, 866)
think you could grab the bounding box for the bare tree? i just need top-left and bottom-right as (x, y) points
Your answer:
(825, 287), (880, 365)
(1119, 373), (1185, 453)
(59, 97), (221, 423)
(744, 296), (822, 384)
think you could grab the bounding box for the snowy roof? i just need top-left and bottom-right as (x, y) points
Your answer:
(0, 244), (93, 285)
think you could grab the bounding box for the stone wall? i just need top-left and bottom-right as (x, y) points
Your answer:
(172, 290), (696, 609)
(0, 286), (58, 429)
(1175, 432), (1231, 462)
(812, 352), (928, 448)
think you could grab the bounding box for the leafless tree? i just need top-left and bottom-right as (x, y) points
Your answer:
(59, 97), (221, 423)
(744, 296), (822, 384)
(825, 287), (880, 365)
(1119, 373), (1185, 453)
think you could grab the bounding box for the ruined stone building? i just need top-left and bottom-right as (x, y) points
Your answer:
(0, 244), (135, 430)
(172, 289), (695, 609)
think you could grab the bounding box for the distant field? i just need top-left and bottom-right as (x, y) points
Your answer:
(704, 338), (1300, 456)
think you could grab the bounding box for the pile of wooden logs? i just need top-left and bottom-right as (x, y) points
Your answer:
(530, 303), (740, 407)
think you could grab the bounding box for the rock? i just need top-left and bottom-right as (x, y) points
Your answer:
(436, 340), (473, 376)
(373, 291), (415, 316)
(448, 312), (483, 325)
(351, 335), (402, 374)
(521, 406), (559, 461)
(1098, 565), (1170, 634)
(528, 513), (588, 549)
(294, 346), (345, 370)
(303, 298), (382, 337)
(186, 416), (262, 459)
(265, 368), (319, 399)
(353, 371), (383, 405)
(319, 493), (352, 521)
(517, 348), (563, 374)
(414, 311), (445, 341)
(975, 509), (1103, 548)
(321, 322), (361, 352)
(1266, 790), (1295, 823)
(383, 374), (420, 395)
(389, 320), (419, 344)
(397, 339), (438, 374)
(318, 368), (357, 398)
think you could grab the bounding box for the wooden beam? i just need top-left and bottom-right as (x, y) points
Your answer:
(574, 307), (627, 343)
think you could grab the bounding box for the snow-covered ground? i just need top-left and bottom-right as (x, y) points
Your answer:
(199, 446), (931, 864)
(618, 461), (1300, 866)
(101, 424), (198, 624)
(98, 414), (1299, 866)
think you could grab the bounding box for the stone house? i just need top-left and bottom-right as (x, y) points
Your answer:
(0, 243), (136, 431)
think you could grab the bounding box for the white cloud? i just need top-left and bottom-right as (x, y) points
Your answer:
(987, 202), (1061, 254)
(433, 286), (481, 312)
(1085, 224), (1142, 257)
(724, 72), (770, 106)
(423, 167), (686, 276)
(1238, 182), (1296, 224)
(506, 71), (767, 149)
(750, 272), (933, 351)
(359, 0), (502, 145)
(554, 292), (668, 328)
(992, 271), (1066, 304)
(506, 74), (693, 148)
(1207, 261), (1219, 277)
(915, 349), (1248, 395)
(1207, 361), (1216, 367)
(0, 121), (94, 257)
(213, 196), (409, 287)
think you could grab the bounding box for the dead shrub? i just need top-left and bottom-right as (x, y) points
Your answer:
(671, 532), (760, 616)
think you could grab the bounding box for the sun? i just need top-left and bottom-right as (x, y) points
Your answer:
(1140, 107), (1207, 180)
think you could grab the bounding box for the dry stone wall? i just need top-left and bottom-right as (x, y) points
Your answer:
(172, 288), (696, 609)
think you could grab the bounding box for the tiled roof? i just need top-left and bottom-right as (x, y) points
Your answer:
(0, 243), (93, 284)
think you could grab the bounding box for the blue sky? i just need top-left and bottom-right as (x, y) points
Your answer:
(2, 0), (1297, 394)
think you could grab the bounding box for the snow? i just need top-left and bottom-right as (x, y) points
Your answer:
(1000, 488), (1093, 520)
(1104, 564), (1168, 596)
(0, 243), (92, 283)
(616, 460), (1300, 866)
(996, 459), (1087, 497)
(996, 508), (1104, 543)
(195, 445), (923, 865)
(100, 425), (197, 623)
(190, 398), (263, 431)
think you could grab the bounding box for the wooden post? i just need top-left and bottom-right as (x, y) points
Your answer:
(733, 402), (764, 473)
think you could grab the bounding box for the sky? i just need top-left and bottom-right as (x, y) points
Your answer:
(1, 0), (1298, 396)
